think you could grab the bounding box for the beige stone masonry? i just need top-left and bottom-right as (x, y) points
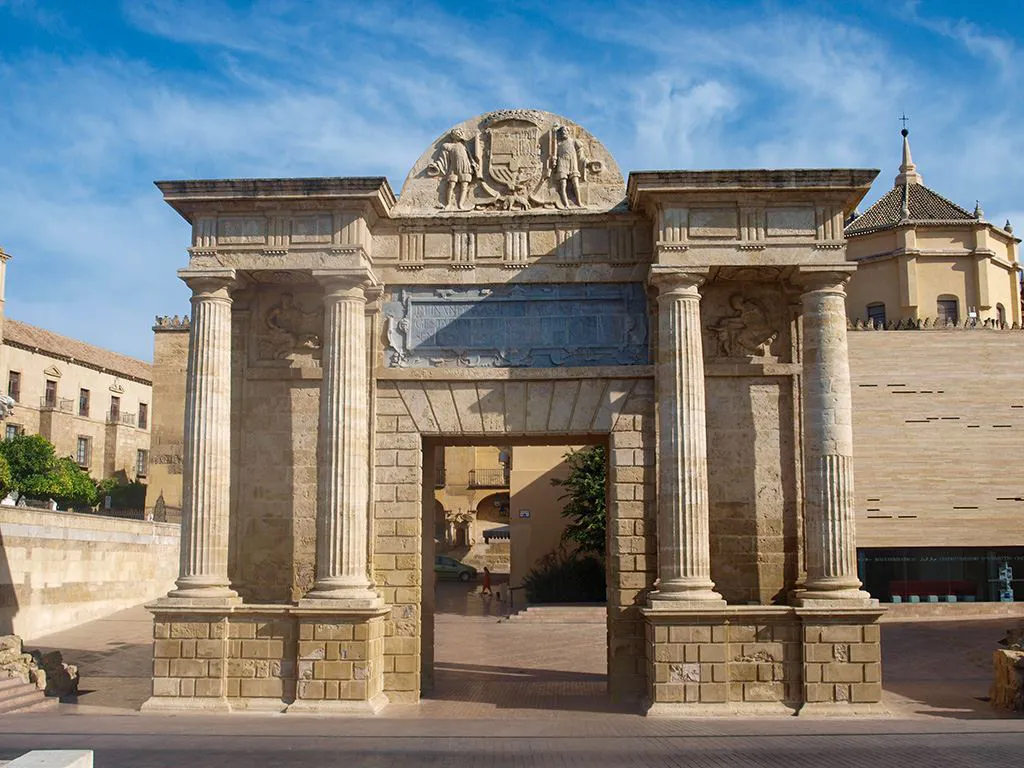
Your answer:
(303, 270), (382, 607)
(169, 270), (238, 601)
(644, 606), (884, 716)
(795, 269), (872, 605)
(648, 267), (724, 607)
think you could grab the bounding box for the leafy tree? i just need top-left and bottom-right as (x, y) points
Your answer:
(551, 445), (607, 557)
(0, 433), (60, 502)
(50, 457), (99, 509)
(0, 434), (97, 508)
(0, 453), (11, 498)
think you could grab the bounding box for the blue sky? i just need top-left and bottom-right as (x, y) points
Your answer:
(1, 0), (1021, 360)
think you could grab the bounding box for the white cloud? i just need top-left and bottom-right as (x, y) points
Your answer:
(0, 0), (1020, 358)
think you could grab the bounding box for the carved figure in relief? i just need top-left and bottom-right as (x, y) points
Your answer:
(550, 125), (589, 208)
(261, 293), (322, 360)
(709, 294), (778, 358)
(427, 128), (479, 210)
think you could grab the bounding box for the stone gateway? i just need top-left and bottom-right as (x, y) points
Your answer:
(144, 110), (884, 716)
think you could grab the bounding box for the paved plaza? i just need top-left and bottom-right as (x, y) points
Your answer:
(0, 584), (1021, 765)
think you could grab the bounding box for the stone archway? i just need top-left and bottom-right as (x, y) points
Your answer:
(374, 376), (654, 703)
(145, 109), (884, 718)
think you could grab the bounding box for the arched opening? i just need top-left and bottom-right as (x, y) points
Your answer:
(997, 303), (1006, 326)
(866, 302), (887, 327)
(937, 295), (959, 325)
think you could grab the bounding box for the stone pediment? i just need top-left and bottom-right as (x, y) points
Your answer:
(393, 110), (625, 216)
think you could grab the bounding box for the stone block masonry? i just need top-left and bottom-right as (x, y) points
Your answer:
(145, 606), (387, 713)
(644, 607), (884, 715)
(0, 507), (179, 639)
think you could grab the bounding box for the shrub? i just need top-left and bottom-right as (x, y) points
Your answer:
(522, 548), (606, 604)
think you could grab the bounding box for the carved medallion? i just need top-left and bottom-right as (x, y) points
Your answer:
(394, 110), (625, 216)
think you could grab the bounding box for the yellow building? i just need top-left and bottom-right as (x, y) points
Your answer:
(432, 444), (583, 585)
(845, 129), (1021, 326)
(0, 247), (153, 487)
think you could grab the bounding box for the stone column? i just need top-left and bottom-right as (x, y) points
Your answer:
(797, 269), (872, 604)
(648, 267), (725, 607)
(304, 270), (382, 607)
(169, 269), (238, 600)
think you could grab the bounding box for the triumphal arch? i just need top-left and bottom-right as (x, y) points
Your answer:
(145, 110), (883, 715)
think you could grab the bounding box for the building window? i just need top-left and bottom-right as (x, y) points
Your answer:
(5, 424), (21, 441)
(7, 371), (20, 402)
(109, 395), (120, 422)
(997, 303), (1007, 326)
(937, 296), (959, 325)
(44, 379), (57, 408)
(76, 436), (91, 468)
(866, 303), (887, 327)
(79, 388), (90, 417)
(136, 449), (148, 477)
(138, 402), (148, 430)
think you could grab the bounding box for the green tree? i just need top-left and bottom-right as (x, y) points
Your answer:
(50, 457), (99, 509)
(0, 434), (97, 508)
(0, 433), (59, 502)
(551, 445), (607, 557)
(0, 453), (12, 499)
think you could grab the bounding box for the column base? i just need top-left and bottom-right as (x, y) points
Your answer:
(286, 693), (389, 716)
(141, 696), (232, 713)
(168, 579), (239, 602)
(647, 589), (726, 610)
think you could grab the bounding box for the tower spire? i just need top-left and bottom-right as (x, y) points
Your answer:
(894, 116), (923, 187)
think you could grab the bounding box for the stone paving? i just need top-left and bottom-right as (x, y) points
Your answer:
(19, 583), (1023, 722)
(3, 587), (1023, 765)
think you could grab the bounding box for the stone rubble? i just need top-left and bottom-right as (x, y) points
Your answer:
(0, 635), (79, 698)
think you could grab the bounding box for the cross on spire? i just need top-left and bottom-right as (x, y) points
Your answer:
(899, 113), (910, 131)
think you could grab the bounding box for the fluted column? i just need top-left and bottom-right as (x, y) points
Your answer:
(304, 270), (381, 607)
(170, 270), (237, 600)
(797, 269), (872, 604)
(648, 267), (725, 607)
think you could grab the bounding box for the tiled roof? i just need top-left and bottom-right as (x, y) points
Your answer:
(845, 183), (976, 236)
(3, 318), (152, 384)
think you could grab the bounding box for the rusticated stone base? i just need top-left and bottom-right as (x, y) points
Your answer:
(643, 605), (885, 716)
(144, 601), (388, 714)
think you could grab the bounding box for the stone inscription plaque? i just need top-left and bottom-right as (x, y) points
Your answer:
(382, 284), (648, 368)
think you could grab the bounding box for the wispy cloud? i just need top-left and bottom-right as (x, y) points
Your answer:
(0, 0), (1019, 359)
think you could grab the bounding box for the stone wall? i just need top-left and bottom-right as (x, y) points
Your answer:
(848, 328), (1024, 548)
(645, 607), (883, 714)
(0, 507), (179, 638)
(145, 324), (189, 522)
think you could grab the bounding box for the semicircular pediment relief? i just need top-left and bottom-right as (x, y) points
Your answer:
(393, 110), (626, 216)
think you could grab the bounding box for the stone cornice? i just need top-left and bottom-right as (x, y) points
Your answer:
(628, 169), (878, 213)
(156, 177), (396, 221)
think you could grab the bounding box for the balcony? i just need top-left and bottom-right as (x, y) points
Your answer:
(107, 411), (137, 427)
(468, 468), (510, 489)
(40, 397), (73, 413)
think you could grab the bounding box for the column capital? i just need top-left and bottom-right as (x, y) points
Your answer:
(178, 268), (238, 298)
(647, 266), (710, 296)
(794, 267), (855, 295)
(312, 268), (381, 297)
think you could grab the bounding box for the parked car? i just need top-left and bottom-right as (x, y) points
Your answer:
(435, 555), (477, 582)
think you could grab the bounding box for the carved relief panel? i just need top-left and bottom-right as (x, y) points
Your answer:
(700, 279), (792, 363)
(247, 285), (325, 368)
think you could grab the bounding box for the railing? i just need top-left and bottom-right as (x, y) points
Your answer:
(468, 468), (510, 488)
(435, 467), (446, 488)
(40, 396), (73, 413)
(107, 411), (137, 426)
